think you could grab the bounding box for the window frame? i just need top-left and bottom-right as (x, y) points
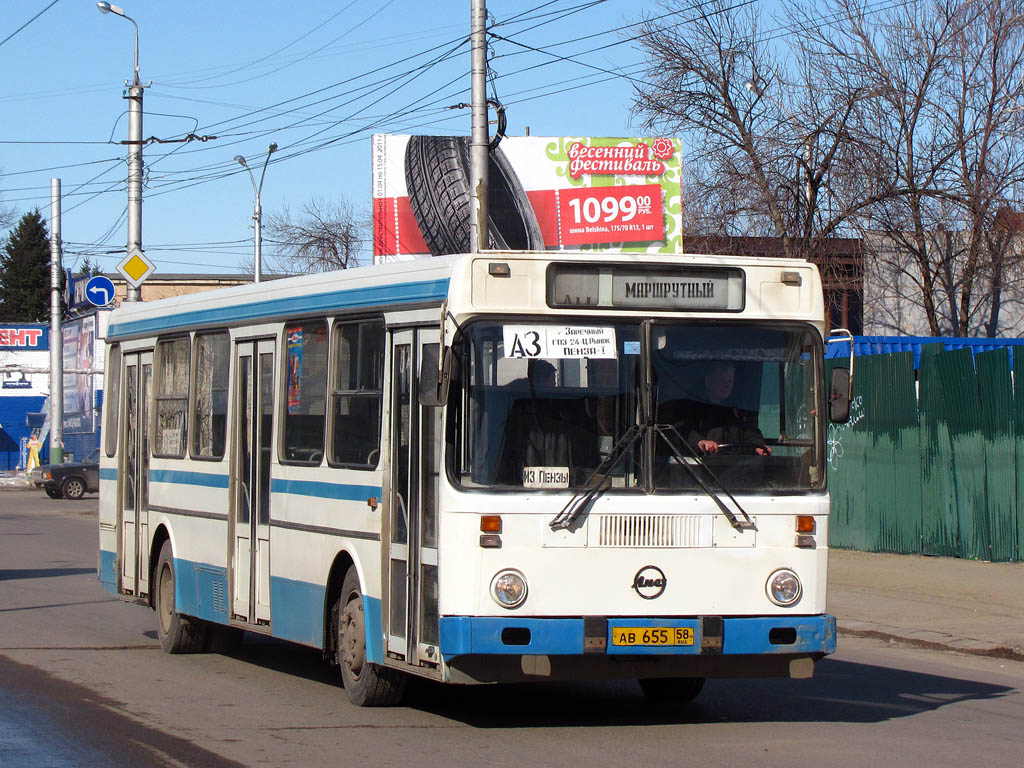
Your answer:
(104, 343), (121, 458)
(279, 318), (329, 466)
(189, 330), (230, 461)
(152, 335), (191, 459)
(326, 315), (386, 469)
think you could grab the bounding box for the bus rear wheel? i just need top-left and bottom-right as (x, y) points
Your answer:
(335, 568), (406, 707)
(637, 677), (705, 702)
(154, 540), (207, 653)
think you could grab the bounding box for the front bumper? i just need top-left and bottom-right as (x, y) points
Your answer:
(439, 614), (836, 658)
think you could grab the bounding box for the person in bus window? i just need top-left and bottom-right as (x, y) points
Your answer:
(684, 361), (771, 456)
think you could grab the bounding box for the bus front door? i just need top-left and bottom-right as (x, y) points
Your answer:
(386, 328), (442, 669)
(120, 350), (152, 598)
(232, 339), (275, 625)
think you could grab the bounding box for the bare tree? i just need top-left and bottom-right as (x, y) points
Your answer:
(241, 197), (367, 276)
(803, 0), (1024, 336)
(632, 0), (896, 327)
(635, 0), (1024, 337)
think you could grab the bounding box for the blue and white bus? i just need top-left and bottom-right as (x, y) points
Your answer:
(99, 251), (848, 706)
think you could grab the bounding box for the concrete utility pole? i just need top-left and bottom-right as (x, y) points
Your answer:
(234, 143), (278, 284)
(49, 179), (63, 465)
(98, 2), (144, 302)
(126, 77), (143, 302)
(469, 0), (489, 253)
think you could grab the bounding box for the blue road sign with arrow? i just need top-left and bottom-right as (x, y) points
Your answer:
(85, 275), (116, 307)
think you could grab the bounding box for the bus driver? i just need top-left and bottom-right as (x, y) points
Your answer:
(684, 361), (771, 456)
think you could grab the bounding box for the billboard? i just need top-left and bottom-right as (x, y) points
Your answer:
(62, 315), (95, 434)
(372, 135), (682, 261)
(0, 324), (49, 351)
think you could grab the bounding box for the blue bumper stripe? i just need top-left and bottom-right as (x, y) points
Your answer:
(441, 617), (585, 656)
(439, 615), (836, 658)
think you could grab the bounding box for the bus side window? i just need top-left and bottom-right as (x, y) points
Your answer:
(192, 331), (229, 459)
(283, 320), (328, 464)
(329, 318), (385, 467)
(154, 336), (190, 458)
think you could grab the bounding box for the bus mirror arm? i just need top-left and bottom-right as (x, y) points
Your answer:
(826, 329), (854, 424)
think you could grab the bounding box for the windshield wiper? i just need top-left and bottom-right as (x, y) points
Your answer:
(549, 423), (647, 530)
(654, 424), (756, 532)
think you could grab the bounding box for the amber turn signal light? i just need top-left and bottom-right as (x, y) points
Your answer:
(481, 515), (502, 533)
(796, 516), (815, 534)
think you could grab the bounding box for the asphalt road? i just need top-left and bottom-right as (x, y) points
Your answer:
(2, 492), (1023, 767)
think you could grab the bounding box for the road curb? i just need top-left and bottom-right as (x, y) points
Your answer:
(838, 620), (1024, 662)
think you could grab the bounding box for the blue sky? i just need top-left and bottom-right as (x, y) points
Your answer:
(0, 1), (732, 275)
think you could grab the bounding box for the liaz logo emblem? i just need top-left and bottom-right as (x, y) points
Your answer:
(632, 565), (667, 599)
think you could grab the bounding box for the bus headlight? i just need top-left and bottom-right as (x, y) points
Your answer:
(491, 569), (528, 609)
(766, 569), (802, 607)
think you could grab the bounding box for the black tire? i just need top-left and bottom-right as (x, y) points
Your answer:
(404, 135), (543, 256)
(61, 476), (86, 500)
(637, 677), (706, 702)
(44, 485), (62, 499)
(335, 568), (406, 706)
(154, 540), (207, 654)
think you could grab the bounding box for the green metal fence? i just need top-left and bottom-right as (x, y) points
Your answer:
(827, 347), (1023, 561)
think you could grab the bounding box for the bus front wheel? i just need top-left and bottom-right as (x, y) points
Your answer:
(154, 540), (207, 653)
(335, 568), (406, 707)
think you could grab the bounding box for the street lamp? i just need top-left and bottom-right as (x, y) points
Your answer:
(97, 3), (139, 86)
(235, 143), (278, 284)
(98, 1), (144, 302)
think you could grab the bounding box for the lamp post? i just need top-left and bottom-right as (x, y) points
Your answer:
(234, 143), (278, 283)
(97, 1), (144, 302)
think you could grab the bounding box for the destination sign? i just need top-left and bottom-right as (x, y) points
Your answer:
(503, 325), (616, 359)
(548, 264), (744, 311)
(613, 273), (728, 309)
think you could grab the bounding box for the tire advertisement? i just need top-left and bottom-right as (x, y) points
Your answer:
(372, 135), (682, 262)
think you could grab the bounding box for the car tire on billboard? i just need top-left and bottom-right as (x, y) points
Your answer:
(404, 135), (543, 255)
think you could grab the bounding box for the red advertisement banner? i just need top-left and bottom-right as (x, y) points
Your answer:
(557, 184), (664, 245)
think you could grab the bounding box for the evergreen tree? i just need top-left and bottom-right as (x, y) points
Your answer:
(0, 210), (51, 322)
(76, 255), (100, 279)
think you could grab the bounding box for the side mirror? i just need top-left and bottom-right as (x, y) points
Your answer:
(418, 344), (451, 407)
(829, 367), (851, 423)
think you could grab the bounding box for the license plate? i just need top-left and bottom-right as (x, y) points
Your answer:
(610, 627), (694, 646)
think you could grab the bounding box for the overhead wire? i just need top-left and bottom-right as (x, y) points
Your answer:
(10, 0), (910, 261)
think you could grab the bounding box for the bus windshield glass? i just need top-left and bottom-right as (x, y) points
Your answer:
(450, 320), (823, 493)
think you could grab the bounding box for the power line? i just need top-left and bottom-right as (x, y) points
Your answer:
(0, 0), (63, 50)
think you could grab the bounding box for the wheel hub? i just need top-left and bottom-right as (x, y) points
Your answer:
(340, 596), (365, 677)
(159, 564), (174, 634)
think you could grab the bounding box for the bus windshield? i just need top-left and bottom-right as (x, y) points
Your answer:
(450, 319), (824, 494)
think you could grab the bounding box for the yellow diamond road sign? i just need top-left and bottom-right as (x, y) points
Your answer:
(117, 246), (155, 288)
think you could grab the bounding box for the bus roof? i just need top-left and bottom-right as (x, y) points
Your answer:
(106, 251), (821, 342)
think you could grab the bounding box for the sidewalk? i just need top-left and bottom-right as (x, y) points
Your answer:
(828, 548), (1024, 659)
